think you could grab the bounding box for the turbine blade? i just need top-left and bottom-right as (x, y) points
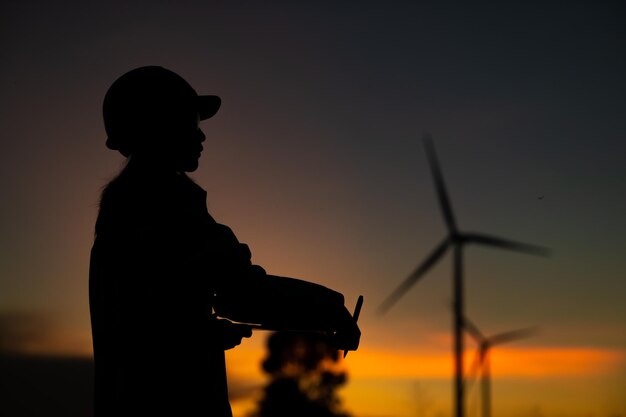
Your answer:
(465, 348), (482, 394)
(463, 317), (486, 342)
(378, 239), (450, 314)
(423, 134), (458, 233)
(464, 233), (551, 257)
(489, 327), (538, 347)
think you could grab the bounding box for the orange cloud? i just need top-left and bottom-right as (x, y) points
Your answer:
(487, 347), (626, 377)
(345, 346), (626, 379)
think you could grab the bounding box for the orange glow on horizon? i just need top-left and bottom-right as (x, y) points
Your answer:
(11, 330), (623, 382)
(223, 339), (626, 384)
(345, 346), (626, 379)
(227, 343), (626, 417)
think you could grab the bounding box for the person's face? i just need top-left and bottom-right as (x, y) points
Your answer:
(131, 104), (208, 172)
(171, 113), (206, 172)
(152, 110), (205, 172)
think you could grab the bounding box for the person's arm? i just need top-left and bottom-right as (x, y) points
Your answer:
(215, 273), (360, 352)
(214, 274), (346, 330)
(195, 223), (361, 351)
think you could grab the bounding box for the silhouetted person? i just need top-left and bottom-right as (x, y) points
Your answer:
(89, 66), (360, 417)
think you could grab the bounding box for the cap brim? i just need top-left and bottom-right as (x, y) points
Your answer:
(198, 95), (221, 120)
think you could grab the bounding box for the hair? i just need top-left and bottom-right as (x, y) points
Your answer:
(94, 159), (198, 238)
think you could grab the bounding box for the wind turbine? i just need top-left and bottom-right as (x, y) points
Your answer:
(378, 134), (550, 417)
(464, 318), (537, 417)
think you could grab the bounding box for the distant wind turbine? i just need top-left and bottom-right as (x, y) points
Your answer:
(464, 318), (537, 417)
(378, 134), (550, 417)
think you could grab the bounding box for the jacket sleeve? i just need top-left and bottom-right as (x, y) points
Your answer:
(203, 224), (354, 333)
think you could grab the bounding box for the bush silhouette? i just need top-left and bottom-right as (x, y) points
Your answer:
(251, 332), (351, 417)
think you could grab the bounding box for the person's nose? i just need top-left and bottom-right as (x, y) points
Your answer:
(197, 129), (206, 143)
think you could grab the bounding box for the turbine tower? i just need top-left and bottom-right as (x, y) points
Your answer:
(378, 134), (549, 417)
(464, 318), (537, 417)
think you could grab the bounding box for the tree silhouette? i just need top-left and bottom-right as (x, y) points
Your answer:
(251, 332), (351, 417)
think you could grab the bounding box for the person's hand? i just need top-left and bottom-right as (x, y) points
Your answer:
(216, 318), (253, 350)
(330, 320), (361, 353)
(331, 296), (363, 355)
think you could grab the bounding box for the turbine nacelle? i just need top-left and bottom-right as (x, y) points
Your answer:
(379, 135), (550, 314)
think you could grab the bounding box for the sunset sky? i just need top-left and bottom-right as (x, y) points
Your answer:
(1, 2), (625, 417)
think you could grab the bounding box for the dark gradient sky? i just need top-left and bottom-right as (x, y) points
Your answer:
(1, 2), (625, 416)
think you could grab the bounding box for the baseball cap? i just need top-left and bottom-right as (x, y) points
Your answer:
(103, 66), (221, 156)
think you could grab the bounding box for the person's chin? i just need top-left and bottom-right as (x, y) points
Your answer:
(183, 157), (200, 172)
(184, 162), (199, 172)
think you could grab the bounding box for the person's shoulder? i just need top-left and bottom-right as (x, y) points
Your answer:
(99, 168), (208, 215)
(100, 171), (132, 206)
(99, 168), (168, 224)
